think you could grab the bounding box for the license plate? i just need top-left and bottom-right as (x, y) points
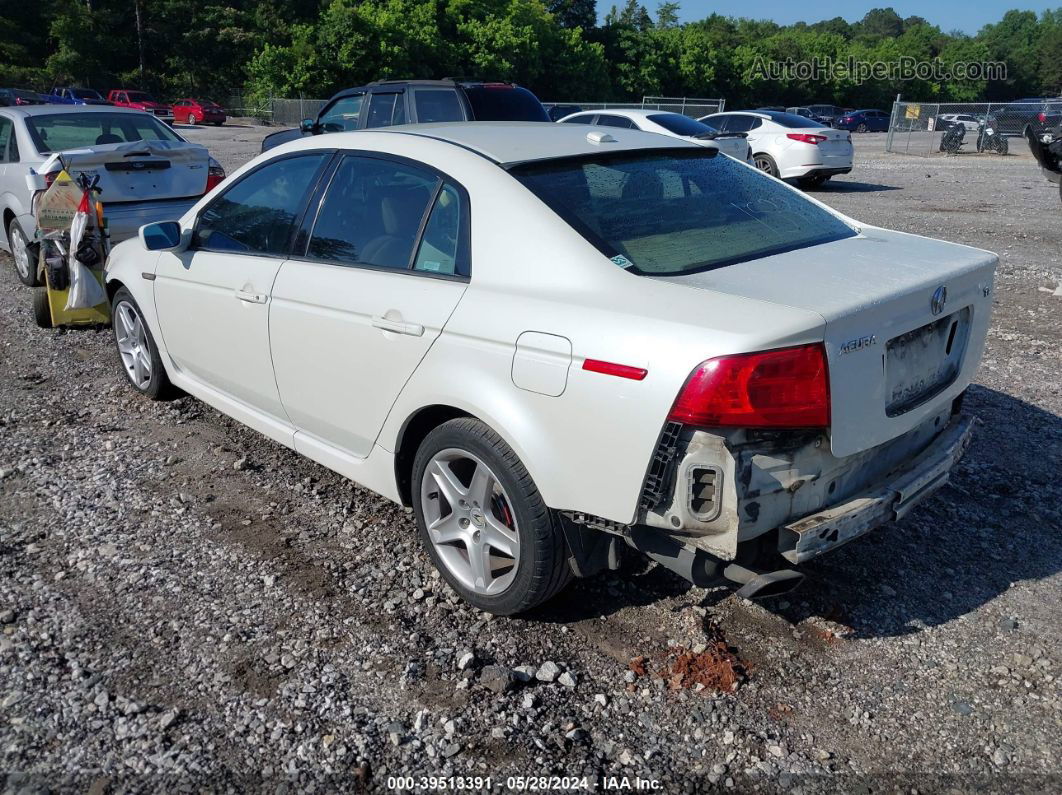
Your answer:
(885, 308), (971, 416)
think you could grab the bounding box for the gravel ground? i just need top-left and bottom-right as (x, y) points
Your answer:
(1, 126), (1059, 792)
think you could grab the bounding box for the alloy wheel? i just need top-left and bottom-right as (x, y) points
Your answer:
(420, 448), (520, 596)
(114, 300), (153, 389)
(10, 224), (31, 281)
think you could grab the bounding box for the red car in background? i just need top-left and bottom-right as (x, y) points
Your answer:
(107, 89), (174, 123)
(171, 98), (226, 126)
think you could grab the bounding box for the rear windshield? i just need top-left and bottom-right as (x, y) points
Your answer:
(27, 112), (181, 153)
(464, 86), (549, 122)
(511, 150), (857, 276)
(125, 91), (155, 102)
(647, 113), (715, 137)
(72, 89), (104, 100)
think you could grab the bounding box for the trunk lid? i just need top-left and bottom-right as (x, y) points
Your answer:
(817, 128), (852, 163)
(38, 140), (210, 204)
(655, 227), (996, 457)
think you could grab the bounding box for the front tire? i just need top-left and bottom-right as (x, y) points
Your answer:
(856, 122), (868, 133)
(753, 153), (779, 178)
(111, 287), (173, 400)
(8, 218), (40, 287)
(412, 418), (572, 615)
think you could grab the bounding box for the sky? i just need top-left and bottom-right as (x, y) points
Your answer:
(601, 2), (1057, 36)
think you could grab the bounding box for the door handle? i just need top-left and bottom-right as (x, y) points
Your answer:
(371, 315), (424, 337)
(235, 288), (266, 304)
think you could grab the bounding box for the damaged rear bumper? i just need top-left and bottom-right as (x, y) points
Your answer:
(777, 415), (974, 564)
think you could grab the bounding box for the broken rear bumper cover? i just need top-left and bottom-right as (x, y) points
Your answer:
(777, 414), (974, 564)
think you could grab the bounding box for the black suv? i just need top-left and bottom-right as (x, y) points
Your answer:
(262, 79), (549, 152)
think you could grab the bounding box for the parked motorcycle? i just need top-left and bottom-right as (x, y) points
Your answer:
(976, 121), (1009, 154)
(939, 122), (966, 154)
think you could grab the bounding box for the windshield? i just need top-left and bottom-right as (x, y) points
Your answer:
(647, 113), (717, 137)
(27, 112), (182, 153)
(511, 150), (856, 276)
(464, 86), (549, 122)
(73, 89), (104, 100)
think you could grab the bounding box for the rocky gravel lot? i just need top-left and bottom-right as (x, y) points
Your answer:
(1, 127), (1060, 792)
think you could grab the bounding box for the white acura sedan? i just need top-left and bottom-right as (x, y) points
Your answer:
(699, 109), (853, 187)
(105, 123), (995, 614)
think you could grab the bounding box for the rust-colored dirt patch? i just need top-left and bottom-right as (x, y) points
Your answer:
(628, 624), (749, 693)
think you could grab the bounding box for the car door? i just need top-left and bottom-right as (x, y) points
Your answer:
(153, 152), (331, 432)
(269, 152), (469, 459)
(317, 93), (366, 132)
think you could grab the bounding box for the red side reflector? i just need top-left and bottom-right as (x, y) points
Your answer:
(583, 359), (648, 381)
(668, 344), (829, 428)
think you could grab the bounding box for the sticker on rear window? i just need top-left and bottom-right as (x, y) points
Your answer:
(610, 254), (633, 268)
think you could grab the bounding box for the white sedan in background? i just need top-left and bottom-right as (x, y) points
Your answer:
(700, 109), (853, 187)
(558, 109), (752, 163)
(105, 123), (993, 614)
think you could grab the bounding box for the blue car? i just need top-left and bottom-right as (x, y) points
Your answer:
(834, 109), (890, 132)
(46, 87), (110, 105)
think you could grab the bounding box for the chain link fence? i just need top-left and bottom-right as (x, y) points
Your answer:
(886, 100), (1054, 157)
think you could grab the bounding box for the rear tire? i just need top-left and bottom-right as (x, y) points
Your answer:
(111, 287), (174, 400)
(32, 287), (51, 328)
(213, 121), (223, 127)
(412, 418), (572, 615)
(186, 113), (197, 125)
(8, 218), (40, 287)
(753, 153), (779, 178)
(797, 175), (829, 189)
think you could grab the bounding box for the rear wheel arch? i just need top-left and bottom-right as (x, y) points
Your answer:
(395, 405), (474, 506)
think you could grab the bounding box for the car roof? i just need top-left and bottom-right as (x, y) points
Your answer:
(0, 105), (154, 117)
(561, 108), (668, 121)
(320, 122), (700, 166)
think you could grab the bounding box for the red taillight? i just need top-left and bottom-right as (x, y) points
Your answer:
(582, 358), (648, 381)
(1038, 112), (1046, 122)
(205, 158), (226, 193)
(667, 344), (830, 428)
(787, 133), (828, 145)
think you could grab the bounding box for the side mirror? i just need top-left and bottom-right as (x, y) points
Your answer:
(299, 118), (318, 134)
(139, 221), (186, 252)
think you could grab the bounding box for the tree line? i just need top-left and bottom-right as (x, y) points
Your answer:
(3, 0), (1062, 109)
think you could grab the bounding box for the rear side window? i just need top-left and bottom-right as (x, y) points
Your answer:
(365, 93), (406, 128)
(596, 114), (636, 129)
(414, 183), (464, 275)
(413, 89), (464, 123)
(0, 117), (14, 163)
(196, 154), (327, 256)
(307, 155), (437, 269)
(512, 151), (857, 276)
(562, 115), (593, 124)
(464, 86), (549, 122)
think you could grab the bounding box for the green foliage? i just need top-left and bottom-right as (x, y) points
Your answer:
(4, 2), (1062, 109)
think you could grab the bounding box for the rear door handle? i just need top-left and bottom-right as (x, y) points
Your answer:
(371, 315), (424, 337)
(235, 288), (267, 304)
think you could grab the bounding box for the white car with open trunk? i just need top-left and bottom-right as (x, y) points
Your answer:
(103, 122), (995, 614)
(0, 105), (224, 286)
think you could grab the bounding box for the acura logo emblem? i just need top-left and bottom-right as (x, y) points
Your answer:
(930, 285), (947, 316)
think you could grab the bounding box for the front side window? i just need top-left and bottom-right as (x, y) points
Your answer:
(596, 114), (636, 129)
(26, 112), (182, 153)
(319, 95), (364, 132)
(307, 155), (437, 269)
(413, 89), (464, 123)
(196, 154), (327, 256)
(365, 93), (406, 129)
(512, 150), (857, 277)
